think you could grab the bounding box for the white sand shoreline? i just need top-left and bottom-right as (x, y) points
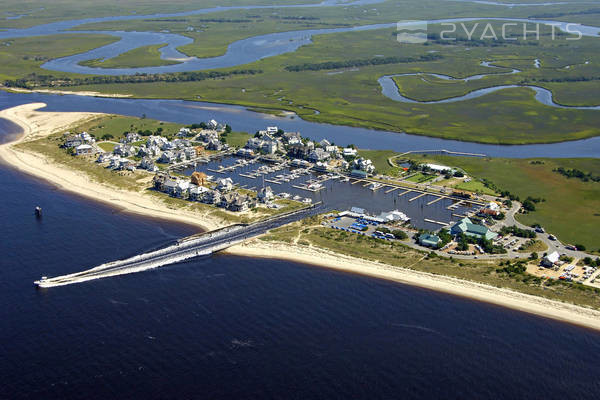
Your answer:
(226, 241), (600, 331)
(1, 102), (599, 331)
(0, 103), (221, 232)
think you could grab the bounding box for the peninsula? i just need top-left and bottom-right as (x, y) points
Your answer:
(2, 103), (599, 331)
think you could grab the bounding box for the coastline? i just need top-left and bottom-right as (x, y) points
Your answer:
(0, 103), (221, 232)
(1, 102), (600, 331)
(1, 86), (133, 98)
(226, 240), (600, 331)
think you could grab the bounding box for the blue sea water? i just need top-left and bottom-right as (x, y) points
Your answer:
(1, 112), (600, 399)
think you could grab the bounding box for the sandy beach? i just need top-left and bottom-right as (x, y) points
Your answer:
(2, 86), (133, 98)
(226, 240), (600, 331)
(0, 103), (221, 231)
(1, 102), (600, 331)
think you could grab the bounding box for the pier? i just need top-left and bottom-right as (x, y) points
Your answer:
(35, 204), (326, 288)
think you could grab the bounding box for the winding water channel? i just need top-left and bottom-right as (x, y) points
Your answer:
(1, 0), (599, 157)
(378, 62), (600, 110)
(1, 90), (599, 158)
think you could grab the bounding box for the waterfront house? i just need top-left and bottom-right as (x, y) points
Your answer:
(203, 189), (221, 205)
(75, 144), (94, 156)
(177, 127), (192, 137)
(287, 143), (310, 159)
(257, 186), (274, 203)
(96, 153), (111, 163)
(262, 139), (279, 154)
(189, 184), (210, 201)
(139, 157), (158, 172)
(123, 132), (141, 143)
(325, 145), (339, 155)
(64, 135), (83, 148)
(147, 135), (169, 148)
(113, 144), (136, 157)
(314, 161), (330, 172)
(184, 147), (197, 159)
(450, 217), (498, 240)
(206, 138), (223, 151)
(158, 151), (176, 164)
(343, 148), (357, 157)
(308, 148), (330, 163)
(353, 157), (375, 173)
(419, 233), (441, 248)
(153, 172), (169, 191)
(118, 159), (131, 170)
(220, 193), (253, 212)
(164, 179), (179, 196)
(266, 126), (278, 135)
(319, 139), (331, 148)
(237, 148), (254, 157)
(208, 119), (219, 129)
(174, 180), (190, 198)
(246, 137), (264, 150)
(216, 177), (234, 192)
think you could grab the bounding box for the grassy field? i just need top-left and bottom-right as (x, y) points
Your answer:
(405, 172), (435, 183)
(78, 44), (181, 69)
(2, 3), (600, 144)
(73, 114), (183, 141)
(404, 155), (600, 250)
(0, 34), (119, 81)
(453, 179), (497, 195)
(222, 131), (251, 148)
(262, 220), (600, 310)
(51, 21), (600, 144)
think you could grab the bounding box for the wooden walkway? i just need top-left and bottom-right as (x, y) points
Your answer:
(409, 192), (428, 202)
(426, 196), (444, 206)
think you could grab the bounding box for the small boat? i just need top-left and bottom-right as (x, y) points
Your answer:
(369, 182), (382, 191)
(34, 276), (48, 287)
(35, 206), (42, 217)
(293, 195), (302, 201)
(302, 198), (312, 204)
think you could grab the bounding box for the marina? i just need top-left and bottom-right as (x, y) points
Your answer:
(176, 154), (480, 231)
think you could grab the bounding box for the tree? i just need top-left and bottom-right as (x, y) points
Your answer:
(392, 230), (407, 240)
(453, 170), (464, 178)
(575, 244), (586, 251)
(225, 124), (232, 133)
(529, 252), (538, 260)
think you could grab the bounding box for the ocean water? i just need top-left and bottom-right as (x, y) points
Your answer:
(2, 113), (600, 399)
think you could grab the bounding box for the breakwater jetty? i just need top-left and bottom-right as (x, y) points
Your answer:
(35, 204), (325, 288)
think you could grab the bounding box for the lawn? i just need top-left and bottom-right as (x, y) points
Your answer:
(453, 179), (497, 195)
(262, 222), (600, 310)
(222, 131), (251, 148)
(404, 155), (600, 250)
(97, 141), (116, 152)
(406, 172), (435, 183)
(74, 115), (183, 141)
